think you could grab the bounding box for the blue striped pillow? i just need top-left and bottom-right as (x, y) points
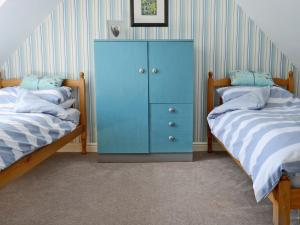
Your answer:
(0, 87), (18, 111)
(30, 87), (72, 104)
(217, 86), (266, 103)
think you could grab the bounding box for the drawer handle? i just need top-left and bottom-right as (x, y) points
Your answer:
(168, 122), (176, 127)
(168, 107), (176, 113)
(169, 136), (176, 142)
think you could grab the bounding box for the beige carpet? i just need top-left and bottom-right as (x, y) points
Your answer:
(0, 152), (287, 225)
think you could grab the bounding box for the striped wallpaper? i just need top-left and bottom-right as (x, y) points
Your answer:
(0, 0), (298, 143)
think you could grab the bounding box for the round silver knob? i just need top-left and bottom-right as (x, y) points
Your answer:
(169, 136), (176, 142)
(152, 68), (158, 74)
(168, 122), (175, 127)
(168, 107), (175, 113)
(139, 68), (145, 74)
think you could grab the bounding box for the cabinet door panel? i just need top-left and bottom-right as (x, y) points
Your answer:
(149, 41), (194, 103)
(95, 41), (149, 153)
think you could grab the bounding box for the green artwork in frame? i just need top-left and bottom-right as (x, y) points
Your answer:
(130, 0), (168, 27)
(141, 0), (157, 15)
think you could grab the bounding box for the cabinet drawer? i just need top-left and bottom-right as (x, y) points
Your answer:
(150, 104), (193, 153)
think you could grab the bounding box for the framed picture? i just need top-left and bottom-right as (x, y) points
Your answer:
(107, 20), (127, 39)
(130, 0), (168, 27)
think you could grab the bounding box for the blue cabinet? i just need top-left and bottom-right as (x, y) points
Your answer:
(95, 40), (194, 157)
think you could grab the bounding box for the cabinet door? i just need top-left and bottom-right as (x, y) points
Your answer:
(149, 41), (194, 103)
(95, 41), (149, 153)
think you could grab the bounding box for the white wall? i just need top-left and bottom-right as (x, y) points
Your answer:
(237, 0), (300, 68)
(0, 0), (61, 64)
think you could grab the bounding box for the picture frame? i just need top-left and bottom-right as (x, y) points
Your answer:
(130, 0), (168, 27)
(106, 20), (127, 39)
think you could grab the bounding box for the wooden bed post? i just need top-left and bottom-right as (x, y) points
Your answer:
(273, 176), (291, 225)
(79, 72), (87, 155)
(207, 72), (214, 153)
(287, 71), (294, 93)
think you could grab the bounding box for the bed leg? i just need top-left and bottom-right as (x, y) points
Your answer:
(207, 127), (213, 153)
(207, 71), (214, 153)
(81, 132), (87, 155)
(273, 177), (291, 225)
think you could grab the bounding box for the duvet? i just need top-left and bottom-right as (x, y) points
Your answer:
(0, 87), (79, 170)
(208, 86), (300, 202)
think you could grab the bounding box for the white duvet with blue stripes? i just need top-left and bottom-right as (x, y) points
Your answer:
(0, 87), (79, 171)
(208, 86), (300, 202)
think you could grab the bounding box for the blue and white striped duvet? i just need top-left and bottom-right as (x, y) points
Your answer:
(208, 86), (300, 202)
(0, 87), (79, 170)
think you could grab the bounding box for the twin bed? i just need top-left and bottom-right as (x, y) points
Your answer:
(207, 71), (300, 225)
(0, 72), (87, 188)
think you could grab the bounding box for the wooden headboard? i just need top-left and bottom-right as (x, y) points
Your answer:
(0, 72), (87, 134)
(207, 71), (294, 153)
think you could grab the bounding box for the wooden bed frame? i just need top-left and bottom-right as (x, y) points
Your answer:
(207, 71), (300, 225)
(0, 72), (87, 188)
